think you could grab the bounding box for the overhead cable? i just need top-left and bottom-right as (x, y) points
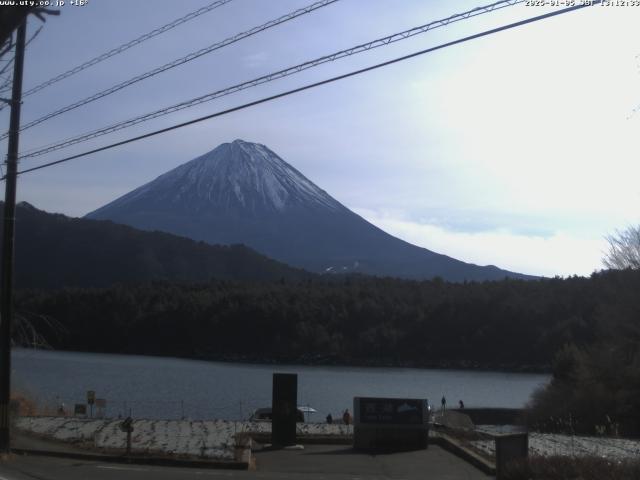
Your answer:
(12, 0), (234, 100)
(11, 1), (601, 178)
(20, 0), (524, 160)
(1, 0), (339, 139)
(0, 26), (43, 94)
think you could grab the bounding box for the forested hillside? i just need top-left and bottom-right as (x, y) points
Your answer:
(3, 202), (310, 288)
(15, 269), (639, 372)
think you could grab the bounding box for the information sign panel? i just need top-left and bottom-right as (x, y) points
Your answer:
(357, 397), (424, 425)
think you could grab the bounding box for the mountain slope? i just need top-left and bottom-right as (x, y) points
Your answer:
(86, 139), (532, 281)
(3, 202), (310, 289)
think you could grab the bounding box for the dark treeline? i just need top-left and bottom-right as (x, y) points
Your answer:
(526, 271), (640, 436)
(527, 338), (640, 437)
(514, 267), (640, 436)
(14, 269), (640, 374)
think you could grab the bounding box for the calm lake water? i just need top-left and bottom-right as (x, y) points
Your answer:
(12, 348), (549, 421)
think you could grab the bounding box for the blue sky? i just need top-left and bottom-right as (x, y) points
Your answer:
(2, 0), (639, 277)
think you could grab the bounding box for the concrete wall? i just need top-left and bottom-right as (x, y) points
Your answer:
(451, 408), (524, 425)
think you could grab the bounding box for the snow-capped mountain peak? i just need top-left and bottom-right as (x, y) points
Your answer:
(86, 140), (531, 281)
(99, 140), (341, 215)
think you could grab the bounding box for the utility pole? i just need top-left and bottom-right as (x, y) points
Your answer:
(0, 20), (27, 453)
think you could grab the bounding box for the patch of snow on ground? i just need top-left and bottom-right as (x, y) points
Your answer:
(15, 417), (351, 460)
(471, 432), (640, 460)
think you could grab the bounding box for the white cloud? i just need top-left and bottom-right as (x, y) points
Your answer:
(360, 4), (640, 224)
(353, 207), (608, 277)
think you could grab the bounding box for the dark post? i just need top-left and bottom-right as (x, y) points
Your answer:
(126, 429), (132, 456)
(120, 416), (133, 456)
(271, 373), (297, 446)
(86, 390), (95, 418)
(0, 20), (27, 453)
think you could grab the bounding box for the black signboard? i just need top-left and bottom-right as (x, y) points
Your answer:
(358, 397), (424, 425)
(272, 373), (297, 446)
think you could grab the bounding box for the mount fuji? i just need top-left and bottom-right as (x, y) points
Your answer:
(86, 139), (531, 281)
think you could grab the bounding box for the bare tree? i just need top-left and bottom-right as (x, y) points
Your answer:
(13, 312), (65, 349)
(603, 225), (640, 270)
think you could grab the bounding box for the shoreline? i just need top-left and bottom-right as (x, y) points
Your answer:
(14, 346), (551, 375)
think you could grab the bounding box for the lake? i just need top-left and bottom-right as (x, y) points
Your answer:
(12, 348), (549, 421)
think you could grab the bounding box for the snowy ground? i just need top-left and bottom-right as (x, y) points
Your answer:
(21, 416), (638, 462)
(15, 417), (351, 460)
(471, 432), (640, 460)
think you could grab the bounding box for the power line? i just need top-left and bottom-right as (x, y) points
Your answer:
(0, 56), (15, 83)
(0, 76), (12, 96)
(4, 0), (234, 102)
(20, 0), (525, 160)
(0, 26), (42, 94)
(0, 35), (14, 60)
(12, 1), (601, 179)
(0, 0), (339, 140)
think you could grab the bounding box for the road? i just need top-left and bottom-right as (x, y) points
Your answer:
(0, 444), (491, 480)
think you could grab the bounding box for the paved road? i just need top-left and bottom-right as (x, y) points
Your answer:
(0, 444), (492, 480)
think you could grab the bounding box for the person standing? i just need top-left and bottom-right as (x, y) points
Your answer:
(441, 396), (446, 411)
(342, 408), (352, 425)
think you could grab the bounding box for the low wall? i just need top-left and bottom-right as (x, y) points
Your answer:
(451, 408), (524, 425)
(431, 432), (495, 475)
